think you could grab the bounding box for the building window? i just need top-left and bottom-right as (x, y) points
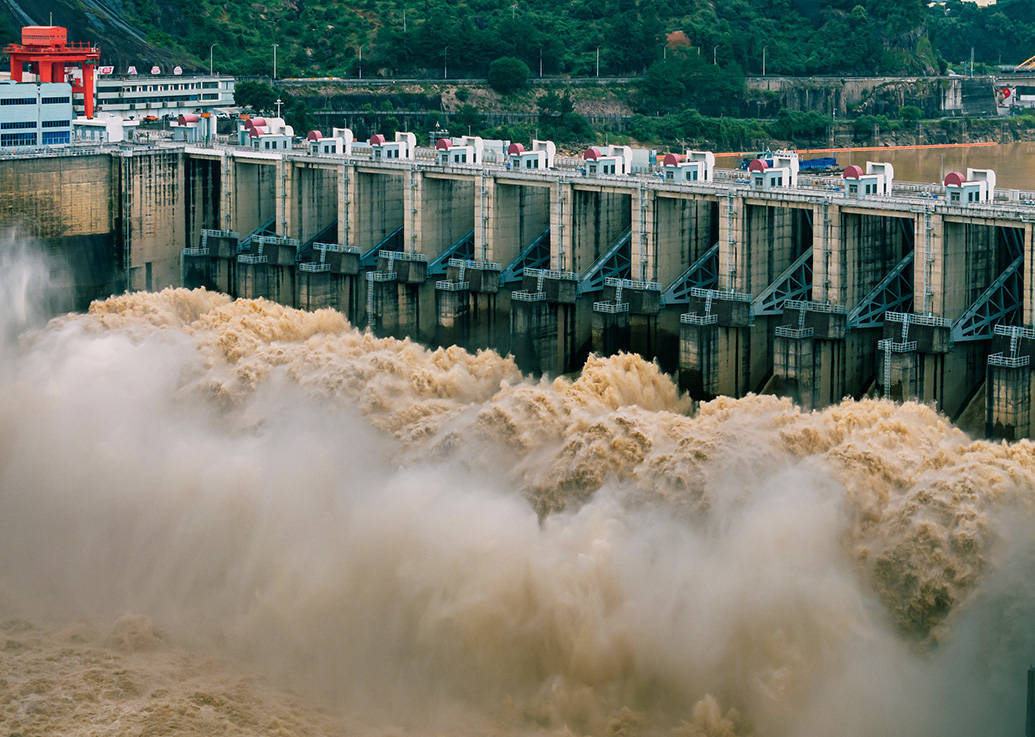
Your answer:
(41, 119), (69, 128)
(1, 132), (36, 146)
(950, 191), (960, 203)
(0, 121), (35, 130)
(41, 97), (71, 105)
(42, 131), (70, 145)
(1, 98), (35, 105)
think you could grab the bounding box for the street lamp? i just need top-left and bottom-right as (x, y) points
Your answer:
(209, 43), (216, 76)
(357, 46), (363, 79)
(443, 46), (448, 80)
(272, 43), (279, 80)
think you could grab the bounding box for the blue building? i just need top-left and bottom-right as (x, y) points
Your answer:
(0, 81), (73, 149)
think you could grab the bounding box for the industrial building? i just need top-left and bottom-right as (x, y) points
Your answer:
(94, 74), (235, 119)
(0, 81), (73, 148)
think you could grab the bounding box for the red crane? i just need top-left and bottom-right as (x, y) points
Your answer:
(5, 26), (101, 118)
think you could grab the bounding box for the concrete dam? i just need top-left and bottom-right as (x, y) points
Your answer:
(5, 141), (1035, 440)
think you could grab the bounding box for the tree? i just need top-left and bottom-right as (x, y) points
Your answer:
(234, 81), (278, 114)
(488, 57), (530, 95)
(899, 105), (923, 122)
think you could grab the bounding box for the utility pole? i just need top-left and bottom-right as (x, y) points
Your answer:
(763, 47), (767, 76)
(272, 43), (279, 80)
(713, 46), (717, 65)
(209, 43), (216, 76)
(358, 46), (362, 79)
(970, 46), (975, 76)
(596, 47), (600, 78)
(403, 8), (406, 32)
(443, 46), (448, 80)
(539, 47), (543, 78)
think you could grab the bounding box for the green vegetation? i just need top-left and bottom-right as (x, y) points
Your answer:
(487, 57), (530, 95)
(115, 0), (1035, 80)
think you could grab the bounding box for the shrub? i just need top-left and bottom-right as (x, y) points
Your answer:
(488, 57), (530, 95)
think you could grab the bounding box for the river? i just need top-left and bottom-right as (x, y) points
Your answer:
(716, 140), (1035, 190)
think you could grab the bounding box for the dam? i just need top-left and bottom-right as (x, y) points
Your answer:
(4, 139), (1035, 439)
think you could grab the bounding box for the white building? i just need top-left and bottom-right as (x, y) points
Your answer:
(508, 139), (556, 170)
(370, 131), (416, 161)
(661, 151), (715, 182)
(91, 74), (235, 119)
(170, 113), (217, 143)
(237, 116), (294, 150)
(435, 135), (484, 165)
(0, 81), (72, 149)
(583, 145), (631, 176)
(71, 113), (139, 143)
(944, 168), (996, 205)
(307, 127), (353, 155)
(842, 161), (894, 198)
(748, 151), (799, 189)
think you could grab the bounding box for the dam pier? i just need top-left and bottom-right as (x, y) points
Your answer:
(5, 139), (1035, 438)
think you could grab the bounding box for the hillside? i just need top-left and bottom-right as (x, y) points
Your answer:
(7, 1), (1035, 89)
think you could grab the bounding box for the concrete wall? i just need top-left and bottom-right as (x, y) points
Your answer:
(416, 175), (475, 258)
(0, 154), (117, 309)
(285, 164), (337, 244)
(230, 160), (276, 237)
(490, 182), (550, 267)
(742, 204), (811, 295)
(570, 188), (631, 275)
(653, 195), (717, 288)
(118, 150), (186, 292)
(349, 170), (404, 253)
(837, 212), (912, 308)
(185, 157), (220, 250)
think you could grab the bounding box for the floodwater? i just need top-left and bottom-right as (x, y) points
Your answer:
(0, 232), (1034, 737)
(716, 140), (1035, 190)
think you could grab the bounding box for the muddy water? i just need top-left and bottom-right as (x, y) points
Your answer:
(0, 278), (1033, 737)
(717, 141), (1035, 190)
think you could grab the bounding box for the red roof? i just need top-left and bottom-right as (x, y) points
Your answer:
(435, 137), (452, 150)
(944, 171), (966, 187)
(842, 165), (863, 180)
(507, 142), (525, 155)
(663, 153), (682, 167)
(747, 159), (769, 173)
(369, 133), (386, 146)
(248, 118), (267, 129)
(583, 147), (601, 161)
(307, 130), (323, 141)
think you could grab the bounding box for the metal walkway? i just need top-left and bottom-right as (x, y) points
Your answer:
(360, 226), (404, 268)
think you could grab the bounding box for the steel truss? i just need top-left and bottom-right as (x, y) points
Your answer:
(428, 230), (475, 276)
(579, 228), (632, 294)
(751, 247), (813, 317)
(501, 227), (551, 284)
(847, 251), (915, 330)
(661, 243), (719, 305)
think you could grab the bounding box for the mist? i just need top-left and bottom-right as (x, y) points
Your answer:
(0, 232), (1032, 736)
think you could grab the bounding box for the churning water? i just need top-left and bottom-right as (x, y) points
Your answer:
(0, 232), (1033, 736)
